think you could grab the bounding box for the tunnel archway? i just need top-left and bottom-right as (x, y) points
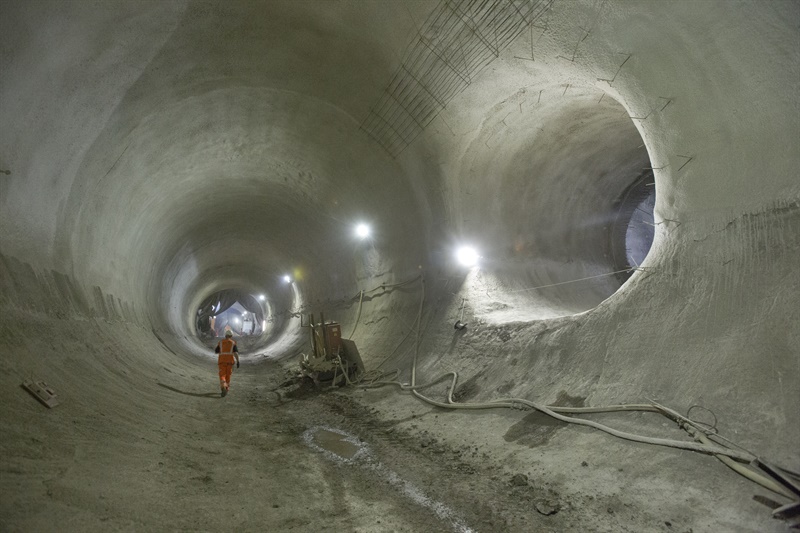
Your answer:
(610, 169), (656, 282)
(453, 91), (656, 321)
(195, 289), (271, 338)
(1, 2), (797, 531)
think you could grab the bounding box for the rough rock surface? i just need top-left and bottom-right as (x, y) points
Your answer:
(1, 0), (798, 531)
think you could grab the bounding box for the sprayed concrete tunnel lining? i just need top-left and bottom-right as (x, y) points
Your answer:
(1, 1), (798, 531)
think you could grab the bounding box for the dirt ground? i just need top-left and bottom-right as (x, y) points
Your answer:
(1, 322), (792, 533)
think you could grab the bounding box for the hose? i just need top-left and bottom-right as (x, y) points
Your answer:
(332, 272), (796, 503)
(348, 290), (364, 339)
(345, 275), (423, 342)
(687, 426), (794, 500)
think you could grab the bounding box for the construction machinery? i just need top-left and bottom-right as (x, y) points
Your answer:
(299, 313), (364, 386)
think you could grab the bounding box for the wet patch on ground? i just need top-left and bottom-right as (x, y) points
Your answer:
(451, 373), (481, 402)
(304, 426), (364, 461)
(503, 391), (586, 447)
(497, 380), (516, 394)
(302, 424), (476, 532)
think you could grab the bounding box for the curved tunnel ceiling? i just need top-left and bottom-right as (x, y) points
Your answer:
(1, 0), (798, 361)
(452, 93), (651, 320)
(1, 1), (440, 358)
(60, 84), (428, 353)
(2, 4), (799, 529)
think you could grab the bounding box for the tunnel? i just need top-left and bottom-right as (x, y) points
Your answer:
(1, 1), (798, 531)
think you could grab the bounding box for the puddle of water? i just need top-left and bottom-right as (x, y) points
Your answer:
(312, 428), (360, 460)
(302, 425), (474, 533)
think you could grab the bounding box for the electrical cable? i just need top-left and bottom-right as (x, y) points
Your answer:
(373, 327), (416, 370)
(364, 276), (752, 458)
(348, 290), (364, 339)
(360, 275), (423, 297)
(345, 274), (423, 342)
(331, 272), (796, 503)
(504, 267), (639, 293)
(687, 404), (718, 432)
(687, 425), (795, 500)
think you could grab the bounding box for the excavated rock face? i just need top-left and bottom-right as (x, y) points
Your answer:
(0, 1), (798, 528)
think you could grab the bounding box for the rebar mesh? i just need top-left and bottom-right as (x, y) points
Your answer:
(361, 0), (554, 157)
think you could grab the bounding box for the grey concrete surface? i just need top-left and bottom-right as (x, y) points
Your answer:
(1, 1), (798, 531)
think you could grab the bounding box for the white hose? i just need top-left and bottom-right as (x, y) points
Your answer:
(333, 273), (796, 501)
(348, 290), (363, 339)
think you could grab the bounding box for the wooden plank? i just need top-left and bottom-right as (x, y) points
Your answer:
(21, 379), (61, 408)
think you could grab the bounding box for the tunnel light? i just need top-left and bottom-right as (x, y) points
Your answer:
(283, 274), (292, 284)
(258, 294), (266, 301)
(456, 246), (480, 267)
(355, 223), (371, 239)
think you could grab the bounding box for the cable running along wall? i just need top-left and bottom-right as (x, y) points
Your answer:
(361, 0), (554, 157)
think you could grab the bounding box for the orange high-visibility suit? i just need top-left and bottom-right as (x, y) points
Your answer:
(215, 337), (238, 391)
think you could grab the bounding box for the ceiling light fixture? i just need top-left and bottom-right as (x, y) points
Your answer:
(456, 246), (480, 267)
(355, 223), (371, 239)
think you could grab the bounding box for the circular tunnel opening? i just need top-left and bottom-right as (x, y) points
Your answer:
(457, 93), (657, 321)
(195, 289), (272, 339)
(610, 169), (656, 282)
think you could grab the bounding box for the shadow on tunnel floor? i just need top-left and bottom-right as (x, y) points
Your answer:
(157, 382), (220, 398)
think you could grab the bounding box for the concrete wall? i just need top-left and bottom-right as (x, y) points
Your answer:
(1, 0), (797, 479)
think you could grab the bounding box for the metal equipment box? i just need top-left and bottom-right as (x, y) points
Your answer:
(324, 322), (342, 355)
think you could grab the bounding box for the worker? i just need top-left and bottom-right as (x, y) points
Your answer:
(215, 330), (240, 397)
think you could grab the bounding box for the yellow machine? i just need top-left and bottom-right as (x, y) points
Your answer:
(299, 313), (364, 386)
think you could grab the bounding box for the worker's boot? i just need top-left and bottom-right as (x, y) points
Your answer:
(221, 380), (228, 397)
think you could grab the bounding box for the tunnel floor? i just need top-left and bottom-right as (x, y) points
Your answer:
(2, 349), (786, 532)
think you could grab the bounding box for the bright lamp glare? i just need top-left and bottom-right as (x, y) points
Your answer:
(355, 223), (370, 239)
(258, 294), (266, 301)
(456, 246), (479, 267)
(283, 275), (292, 284)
